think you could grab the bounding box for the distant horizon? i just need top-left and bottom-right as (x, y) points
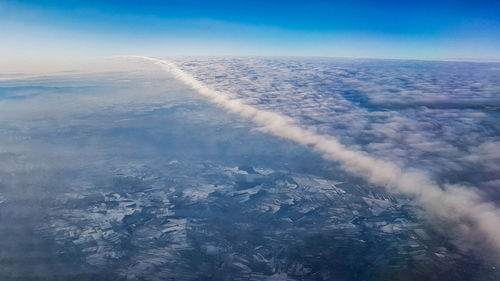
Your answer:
(2, 0), (500, 70)
(3, 54), (500, 75)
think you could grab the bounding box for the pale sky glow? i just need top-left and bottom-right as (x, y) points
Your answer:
(1, 0), (500, 72)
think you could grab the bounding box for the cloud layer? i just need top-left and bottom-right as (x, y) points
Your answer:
(131, 56), (500, 256)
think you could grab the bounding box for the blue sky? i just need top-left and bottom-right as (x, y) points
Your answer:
(1, 0), (500, 64)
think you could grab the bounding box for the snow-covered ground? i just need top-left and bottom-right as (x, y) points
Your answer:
(0, 58), (499, 280)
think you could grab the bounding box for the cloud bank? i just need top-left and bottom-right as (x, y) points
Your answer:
(130, 56), (500, 256)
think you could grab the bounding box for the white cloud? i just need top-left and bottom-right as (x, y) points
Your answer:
(131, 56), (500, 254)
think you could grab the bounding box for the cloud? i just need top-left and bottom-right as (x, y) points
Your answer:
(130, 56), (500, 255)
(465, 141), (500, 173)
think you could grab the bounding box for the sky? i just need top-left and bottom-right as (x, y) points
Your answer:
(1, 0), (500, 70)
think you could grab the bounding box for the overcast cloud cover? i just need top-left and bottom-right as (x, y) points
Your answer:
(129, 56), (500, 256)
